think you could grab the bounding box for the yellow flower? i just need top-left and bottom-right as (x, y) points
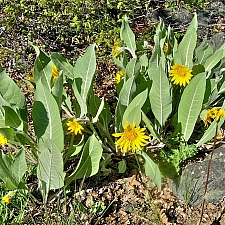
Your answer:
(112, 121), (149, 154)
(112, 38), (120, 58)
(67, 118), (84, 135)
(218, 108), (225, 118)
(2, 195), (11, 204)
(169, 64), (193, 87)
(204, 107), (225, 126)
(2, 191), (15, 204)
(204, 110), (213, 127)
(163, 43), (168, 53)
(52, 64), (59, 83)
(115, 70), (126, 84)
(27, 68), (34, 82)
(0, 133), (7, 146)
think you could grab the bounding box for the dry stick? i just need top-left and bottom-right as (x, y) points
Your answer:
(199, 123), (218, 224)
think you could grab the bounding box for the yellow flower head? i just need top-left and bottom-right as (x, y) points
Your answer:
(27, 68), (34, 82)
(112, 38), (120, 58)
(0, 133), (7, 146)
(204, 107), (225, 126)
(2, 195), (11, 204)
(112, 121), (149, 154)
(2, 191), (15, 204)
(52, 64), (59, 83)
(115, 70), (126, 84)
(169, 64), (193, 87)
(67, 118), (84, 135)
(163, 43), (168, 53)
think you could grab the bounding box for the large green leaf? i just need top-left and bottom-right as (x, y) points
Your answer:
(51, 52), (74, 79)
(137, 151), (161, 190)
(120, 15), (136, 58)
(32, 78), (64, 151)
(125, 58), (137, 78)
(195, 38), (213, 65)
(65, 135), (103, 186)
(204, 42), (225, 72)
(149, 65), (172, 126)
(32, 45), (52, 89)
(37, 139), (65, 203)
(119, 77), (135, 106)
(3, 106), (21, 128)
(72, 80), (87, 117)
(122, 89), (148, 126)
(174, 14), (197, 67)
(0, 150), (26, 189)
(0, 151), (18, 186)
(11, 150), (27, 182)
(0, 65), (25, 109)
(73, 44), (96, 102)
(178, 72), (206, 141)
(115, 77), (135, 131)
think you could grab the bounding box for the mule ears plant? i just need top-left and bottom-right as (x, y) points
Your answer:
(0, 65), (29, 190)
(31, 43), (105, 202)
(114, 14), (225, 181)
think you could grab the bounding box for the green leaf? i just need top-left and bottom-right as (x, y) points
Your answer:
(32, 45), (52, 89)
(120, 15), (136, 58)
(125, 58), (137, 78)
(92, 97), (105, 123)
(0, 151), (19, 188)
(0, 65), (25, 109)
(37, 139), (65, 203)
(192, 64), (205, 75)
(149, 65), (172, 126)
(89, 95), (111, 131)
(72, 79), (87, 117)
(51, 52), (74, 79)
(3, 106), (21, 128)
(139, 54), (148, 71)
(32, 78), (64, 151)
(115, 77), (135, 131)
(11, 150), (27, 182)
(122, 89), (148, 126)
(195, 37), (213, 65)
(118, 159), (126, 173)
(119, 77), (135, 106)
(196, 118), (224, 147)
(141, 111), (161, 142)
(137, 151), (161, 190)
(100, 153), (112, 175)
(204, 42), (225, 72)
(52, 72), (63, 110)
(65, 135), (103, 186)
(174, 14), (197, 67)
(0, 128), (14, 141)
(0, 108), (5, 127)
(115, 103), (126, 131)
(73, 44), (96, 102)
(178, 72), (206, 141)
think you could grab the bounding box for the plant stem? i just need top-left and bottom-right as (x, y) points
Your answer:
(199, 123), (218, 224)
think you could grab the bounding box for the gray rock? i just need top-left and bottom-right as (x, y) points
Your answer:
(169, 146), (225, 206)
(208, 32), (225, 51)
(146, 0), (225, 37)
